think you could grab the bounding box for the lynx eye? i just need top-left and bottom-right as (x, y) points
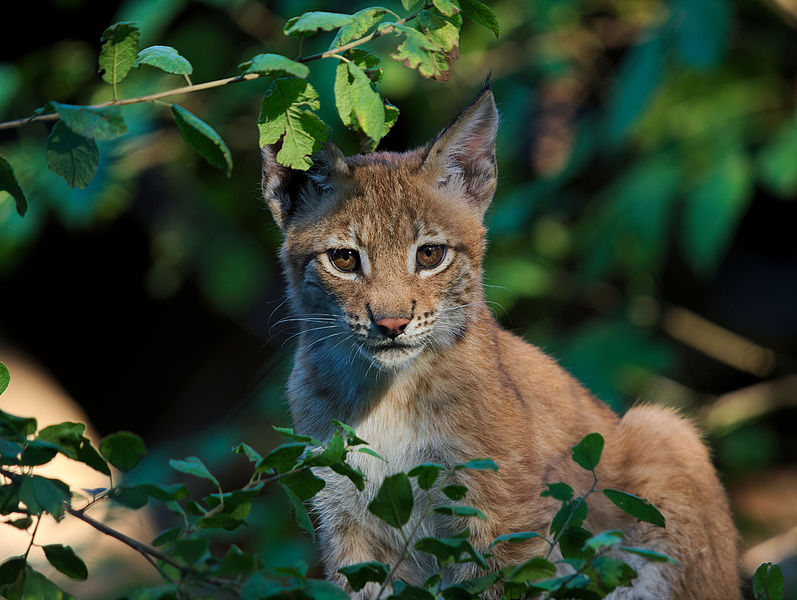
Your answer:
(416, 244), (446, 269)
(328, 248), (360, 272)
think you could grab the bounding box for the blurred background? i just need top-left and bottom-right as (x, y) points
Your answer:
(1, 0), (795, 597)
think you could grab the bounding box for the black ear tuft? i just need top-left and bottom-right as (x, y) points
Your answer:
(421, 81), (499, 216)
(261, 141), (347, 231)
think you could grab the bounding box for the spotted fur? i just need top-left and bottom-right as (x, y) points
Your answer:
(261, 86), (740, 599)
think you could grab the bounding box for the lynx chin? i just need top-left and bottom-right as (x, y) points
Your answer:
(261, 83), (739, 599)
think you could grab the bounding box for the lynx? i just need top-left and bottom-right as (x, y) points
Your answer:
(261, 84), (739, 599)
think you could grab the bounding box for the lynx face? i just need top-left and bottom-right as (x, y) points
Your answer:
(281, 163), (486, 370)
(263, 87), (498, 371)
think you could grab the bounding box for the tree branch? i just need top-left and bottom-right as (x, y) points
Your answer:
(0, 6), (427, 133)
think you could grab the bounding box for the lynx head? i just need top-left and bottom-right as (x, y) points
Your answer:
(262, 86), (498, 371)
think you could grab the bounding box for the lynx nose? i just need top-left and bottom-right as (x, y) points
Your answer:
(375, 317), (411, 339)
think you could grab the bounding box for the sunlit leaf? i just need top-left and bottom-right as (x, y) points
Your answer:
(237, 54), (309, 79)
(284, 12), (354, 37)
(460, 0), (500, 37)
(134, 45), (193, 75)
(98, 22), (140, 84)
(331, 7), (389, 48)
(258, 78), (328, 170)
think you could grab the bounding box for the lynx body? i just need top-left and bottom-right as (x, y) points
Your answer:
(261, 87), (739, 599)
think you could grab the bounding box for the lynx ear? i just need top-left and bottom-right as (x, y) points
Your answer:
(421, 84), (498, 215)
(261, 141), (347, 231)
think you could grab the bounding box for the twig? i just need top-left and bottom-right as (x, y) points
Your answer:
(545, 470), (598, 560)
(0, 6), (427, 133)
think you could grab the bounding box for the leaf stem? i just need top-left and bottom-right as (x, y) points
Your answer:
(545, 470), (598, 560)
(0, 6), (427, 133)
(23, 515), (40, 559)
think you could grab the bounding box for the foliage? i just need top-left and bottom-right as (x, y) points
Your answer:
(4, 359), (782, 599)
(0, 1), (499, 213)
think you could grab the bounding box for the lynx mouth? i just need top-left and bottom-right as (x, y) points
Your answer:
(363, 339), (423, 369)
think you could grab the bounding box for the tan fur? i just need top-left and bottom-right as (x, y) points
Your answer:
(261, 87), (739, 599)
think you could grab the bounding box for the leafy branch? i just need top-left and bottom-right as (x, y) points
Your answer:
(0, 0), (500, 218)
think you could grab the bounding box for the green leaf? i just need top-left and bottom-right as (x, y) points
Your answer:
(683, 150), (752, 277)
(582, 530), (624, 552)
(388, 22), (452, 81)
(110, 484), (150, 509)
(414, 536), (487, 569)
(559, 526), (594, 560)
(0, 483), (21, 515)
(368, 472), (413, 528)
(358, 447), (387, 462)
(257, 442), (306, 473)
(134, 45), (192, 75)
(152, 527), (183, 547)
(100, 431), (146, 471)
(303, 579), (350, 600)
(232, 443), (263, 464)
(282, 484), (315, 540)
(619, 546), (679, 563)
(280, 468), (325, 501)
(382, 102), (399, 137)
(0, 438), (23, 462)
(432, 0), (460, 17)
(171, 104), (233, 176)
(272, 426), (320, 444)
(759, 117), (797, 198)
(456, 458), (498, 472)
(284, 12), (354, 37)
(408, 463), (444, 490)
(415, 10), (460, 54)
(347, 61), (385, 141)
(391, 584), (436, 599)
(173, 537), (209, 566)
(506, 556), (557, 583)
(603, 489), (665, 527)
(0, 557), (25, 586)
(0, 362), (8, 395)
(217, 545), (261, 577)
(258, 78), (328, 170)
(7, 517), (33, 530)
(604, 30), (665, 144)
(753, 562), (784, 600)
(402, 0), (421, 10)
(18, 475), (70, 519)
(588, 555), (637, 590)
(304, 431), (346, 467)
(541, 482), (573, 501)
(459, 0), (500, 37)
(42, 545), (87, 580)
(489, 531), (542, 549)
(330, 461), (365, 491)
(47, 101), (127, 140)
(98, 22), (140, 84)
(434, 505), (488, 521)
(241, 574), (286, 600)
(0, 157), (28, 217)
(331, 8), (389, 48)
(673, 0), (728, 69)
(18, 566), (73, 600)
(331, 420), (368, 446)
(571, 432), (604, 471)
(20, 440), (60, 466)
(168, 456), (219, 487)
(442, 484), (467, 500)
(0, 410), (36, 439)
(237, 54), (309, 78)
(550, 497), (588, 538)
(337, 561), (389, 592)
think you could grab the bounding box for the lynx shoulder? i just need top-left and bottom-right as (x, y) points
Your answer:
(261, 85), (739, 599)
